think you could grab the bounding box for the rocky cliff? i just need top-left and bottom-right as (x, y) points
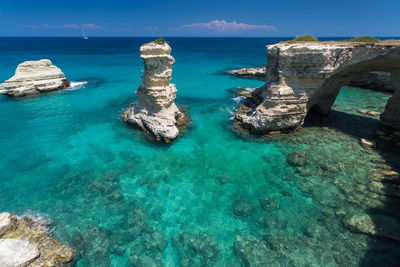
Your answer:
(235, 41), (400, 133)
(0, 59), (70, 97)
(122, 41), (189, 143)
(0, 212), (74, 266)
(232, 67), (394, 92)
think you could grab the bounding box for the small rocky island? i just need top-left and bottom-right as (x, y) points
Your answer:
(0, 59), (70, 97)
(0, 212), (74, 266)
(235, 40), (400, 134)
(122, 39), (190, 143)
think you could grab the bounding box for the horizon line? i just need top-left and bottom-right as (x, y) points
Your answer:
(1, 36), (400, 38)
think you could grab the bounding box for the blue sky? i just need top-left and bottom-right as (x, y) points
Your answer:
(1, 0), (399, 37)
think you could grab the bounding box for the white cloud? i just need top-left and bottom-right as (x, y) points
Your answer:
(182, 20), (275, 33)
(22, 23), (104, 29)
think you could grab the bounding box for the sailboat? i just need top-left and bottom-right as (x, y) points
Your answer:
(82, 28), (88, 40)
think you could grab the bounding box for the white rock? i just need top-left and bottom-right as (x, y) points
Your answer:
(235, 41), (400, 133)
(0, 239), (40, 267)
(123, 41), (189, 142)
(0, 59), (70, 97)
(0, 212), (16, 237)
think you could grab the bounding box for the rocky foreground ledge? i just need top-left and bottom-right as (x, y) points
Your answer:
(122, 41), (190, 143)
(235, 41), (400, 134)
(0, 59), (70, 97)
(0, 212), (74, 267)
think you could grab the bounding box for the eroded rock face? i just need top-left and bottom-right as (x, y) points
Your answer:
(122, 41), (190, 143)
(0, 212), (74, 267)
(235, 41), (400, 133)
(0, 59), (70, 97)
(348, 71), (394, 92)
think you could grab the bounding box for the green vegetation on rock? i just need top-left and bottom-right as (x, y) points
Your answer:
(154, 38), (166, 44)
(342, 36), (380, 43)
(289, 34), (318, 42)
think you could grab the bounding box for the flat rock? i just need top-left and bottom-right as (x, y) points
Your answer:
(0, 59), (70, 97)
(0, 239), (40, 267)
(361, 138), (376, 148)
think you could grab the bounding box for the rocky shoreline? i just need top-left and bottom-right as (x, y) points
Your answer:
(0, 212), (74, 266)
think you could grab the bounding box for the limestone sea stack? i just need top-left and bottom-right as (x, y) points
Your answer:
(122, 40), (189, 143)
(0, 212), (74, 266)
(235, 41), (400, 134)
(0, 59), (70, 97)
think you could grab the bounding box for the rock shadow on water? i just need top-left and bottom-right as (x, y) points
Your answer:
(303, 109), (400, 265)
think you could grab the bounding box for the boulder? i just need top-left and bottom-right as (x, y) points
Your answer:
(0, 59), (70, 97)
(122, 40), (190, 143)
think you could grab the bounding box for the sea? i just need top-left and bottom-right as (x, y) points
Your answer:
(0, 37), (399, 266)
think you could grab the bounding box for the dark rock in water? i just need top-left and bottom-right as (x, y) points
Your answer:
(233, 198), (255, 217)
(130, 230), (167, 267)
(287, 152), (308, 167)
(280, 188), (293, 196)
(172, 232), (219, 267)
(258, 196), (279, 211)
(231, 67), (266, 79)
(119, 150), (141, 163)
(343, 213), (400, 242)
(234, 235), (272, 267)
(74, 226), (111, 265)
(128, 207), (149, 239)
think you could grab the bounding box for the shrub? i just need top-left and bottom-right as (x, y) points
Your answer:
(153, 38), (166, 44)
(342, 36), (380, 43)
(289, 34), (318, 42)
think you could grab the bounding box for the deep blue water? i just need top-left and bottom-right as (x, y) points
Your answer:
(0, 37), (399, 266)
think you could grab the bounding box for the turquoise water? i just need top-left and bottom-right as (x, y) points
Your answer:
(0, 37), (399, 266)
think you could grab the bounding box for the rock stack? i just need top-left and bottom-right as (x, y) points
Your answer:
(122, 40), (189, 143)
(0, 59), (70, 97)
(0, 212), (74, 266)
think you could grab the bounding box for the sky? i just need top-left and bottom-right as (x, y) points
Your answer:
(0, 0), (399, 37)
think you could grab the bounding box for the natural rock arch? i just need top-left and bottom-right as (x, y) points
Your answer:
(235, 41), (400, 133)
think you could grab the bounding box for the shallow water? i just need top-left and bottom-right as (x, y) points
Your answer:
(0, 37), (399, 266)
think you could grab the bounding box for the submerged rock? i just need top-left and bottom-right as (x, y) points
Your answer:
(122, 40), (190, 143)
(130, 230), (167, 267)
(0, 212), (74, 266)
(258, 196), (279, 211)
(0, 59), (70, 97)
(234, 235), (271, 267)
(172, 232), (219, 267)
(232, 198), (255, 217)
(343, 213), (400, 242)
(287, 151), (308, 167)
